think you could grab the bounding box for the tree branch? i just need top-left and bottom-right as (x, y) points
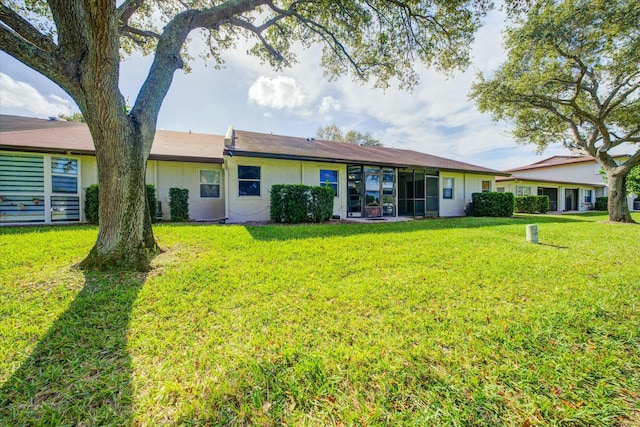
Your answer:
(122, 25), (161, 40)
(0, 24), (74, 92)
(266, 2), (367, 79)
(117, 0), (146, 27)
(227, 16), (285, 62)
(602, 78), (640, 119)
(47, 0), (88, 59)
(0, 3), (57, 52)
(131, 0), (270, 154)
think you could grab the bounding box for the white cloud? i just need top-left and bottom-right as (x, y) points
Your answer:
(0, 73), (74, 117)
(318, 96), (341, 114)
(248, 75), (306, 109)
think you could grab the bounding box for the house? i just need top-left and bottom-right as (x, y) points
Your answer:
(1, 114), (506, 225)
(496, 155), (638, 212)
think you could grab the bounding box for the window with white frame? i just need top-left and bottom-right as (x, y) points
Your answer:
(516, 185), (532, 196)
(0, 153), (45, 223)
(0, 153), (80, 223)
(51, 157), (78, 193)
(497, 187), (505, 193)
(443, 178), (454, 199)
(320, 169), (338, 196)
(482, 180), (491, 193)
(199, 170), (221, 198)
(50, 157), (80, 222)
(584, 189), (593, 203)
(238, 165), (261, 196)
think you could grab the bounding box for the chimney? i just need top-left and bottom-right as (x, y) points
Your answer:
(224, 125), (234, 147)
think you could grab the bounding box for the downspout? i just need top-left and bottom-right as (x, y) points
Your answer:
(463, 173), (467, 215)
(223, 125), (234, 222)
(153, 160), (159, 219)
(223, 160), (229, 221)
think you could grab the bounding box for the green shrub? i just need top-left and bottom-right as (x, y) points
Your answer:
(84, 184), (100, 225)
(515, 195), (549, 214)
(536, 195), (550, 213)
(169, 188), (189, 222)
(309, 186), (335, 222)
(83, 183), (158, 224)
(470, 192), (514, 217)
(146, 184), (158, 223)
(270, 184), (334, 223)
(595, 196), (608, 210)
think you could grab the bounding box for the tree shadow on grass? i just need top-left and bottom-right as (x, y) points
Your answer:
(0, 271), (145, 426)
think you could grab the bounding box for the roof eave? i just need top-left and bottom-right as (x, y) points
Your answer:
(226, 150), (507, 175)
(0, 145), (95, 156)
(496, 176), (606, 188)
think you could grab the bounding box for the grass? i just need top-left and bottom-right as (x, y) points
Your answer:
(1, 213), (639, 426)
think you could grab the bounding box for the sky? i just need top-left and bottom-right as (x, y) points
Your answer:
(0, 7), (576, 171)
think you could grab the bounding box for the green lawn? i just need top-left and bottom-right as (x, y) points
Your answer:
(1, 213), (639, 426)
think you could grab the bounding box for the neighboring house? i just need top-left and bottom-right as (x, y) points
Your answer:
(0, 114), (506, 225)
(496, 155), (638, 212)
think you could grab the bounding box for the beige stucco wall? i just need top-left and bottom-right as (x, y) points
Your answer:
(439, 172), (496, 217)
(497, 180), (601, 211)
(146, 160), (225, 221)
(515, 162), (604, 185)
(224, 156), (347, 222)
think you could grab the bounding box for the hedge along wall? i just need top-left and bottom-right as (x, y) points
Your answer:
(169, 187), (189, 221)
(514, 195), (550, 214)
(595, 197), (608, 210)
(470, 192), (514, 217)
(270, 184), (335, 224)
(84, 184), (157, 225)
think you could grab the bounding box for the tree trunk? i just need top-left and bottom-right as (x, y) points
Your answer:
(607, 170), (634, 223)
(79, 122), (158, 271)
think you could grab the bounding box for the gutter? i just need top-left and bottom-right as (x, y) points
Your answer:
(224, 150), (508, 176)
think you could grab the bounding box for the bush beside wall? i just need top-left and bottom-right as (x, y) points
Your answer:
(84, 184), (158, 224)
(84, 184), (100, 225)
(270, 184), (334, 223)
(515, 195), (550, 214)
(146, 184), (158, 223)
(595, 196), (608, 211)
(169, 188), (189, 222)
(470, 192), (514, 217)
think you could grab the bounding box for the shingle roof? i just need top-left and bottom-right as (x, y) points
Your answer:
(231, 130), (506, 175)
(506, 154), (628, 172)
(0, 115), (506, 175)
(0, 115), (224, 163)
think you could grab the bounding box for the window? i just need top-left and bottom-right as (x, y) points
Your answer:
(51, 195), (80, 222)
(516, 185), (532, 196)
(482, 180), (491, 193)
(584, 189), (593, 203)
(50, 157), (79, 221)
(497, 187), (505, 193)
(238, 165), (260, 196)
(320, 169), (338, 196)
(0, 153), (45, 223)
(443, 178), (454, 199)
(199, 170), (221, 198)
(51, 157), (78, 193)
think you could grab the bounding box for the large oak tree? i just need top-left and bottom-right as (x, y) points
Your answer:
(470, 0), (640, 222)
(1, 0), (502, 270)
